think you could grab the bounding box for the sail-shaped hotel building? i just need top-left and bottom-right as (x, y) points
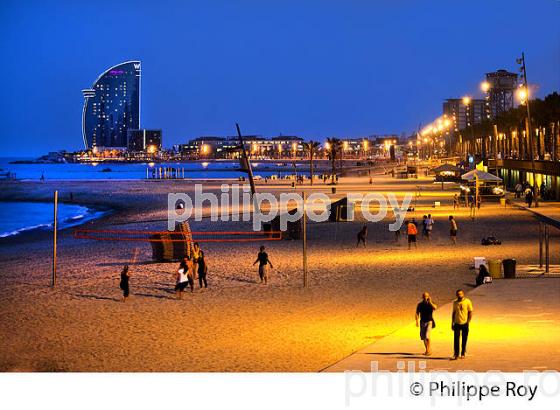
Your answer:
(82, 61), (141, 149)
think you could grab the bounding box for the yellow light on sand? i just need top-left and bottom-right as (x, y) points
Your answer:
(463, 96), (471, 105)
(481, 81), (490, 93)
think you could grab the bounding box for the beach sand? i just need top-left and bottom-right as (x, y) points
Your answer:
(0, 175), (553, 371)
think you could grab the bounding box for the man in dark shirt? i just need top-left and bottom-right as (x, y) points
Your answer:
(416, 292), (438, 356)
(253, 245), (273, 284)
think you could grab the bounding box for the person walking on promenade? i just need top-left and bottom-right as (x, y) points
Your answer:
(253, 245), (273, 284)
(453, 194), (459, 210)
(407, 220), (418, 250)
(416, 292), (437, 356)
(176, 256), (194, 299)
(515, 182), (523, 198)
(525, 188), (534, 208)
(197, 249), (208, 289)
(449, 215), (458, 244)
(451, 289), (473, 360)
(119, 265), (130, 302)
(356, 224), (368, 248)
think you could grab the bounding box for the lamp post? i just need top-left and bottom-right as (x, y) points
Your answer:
(463, 96), (476, 161)
(517, 52), (538, 206)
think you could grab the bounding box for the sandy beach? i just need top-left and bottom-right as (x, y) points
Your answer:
(0, 174), (555, 371)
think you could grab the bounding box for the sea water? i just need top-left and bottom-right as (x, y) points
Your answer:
(0, 201), (105, 238)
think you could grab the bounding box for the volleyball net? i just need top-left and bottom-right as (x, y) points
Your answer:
(73, 228), (283, 243)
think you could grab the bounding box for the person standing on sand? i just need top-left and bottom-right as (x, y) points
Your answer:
(253, 245), (273, 284)
(426, 214), (434, 240)
(192, 242), (201, 281)
(356, 224), (368, 248)
(176, 256), (194, 299)
(421, 215), (428, 239)
(451, 289), (473, 360)
(197, 249), (208, 289)
(449, 215), (458, 244)
(119, 265), (130, 302)
(416, 292), (437, 356)
(407, 220), (418, 250)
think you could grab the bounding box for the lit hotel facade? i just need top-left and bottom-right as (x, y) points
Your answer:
(82, 61), (141, 149)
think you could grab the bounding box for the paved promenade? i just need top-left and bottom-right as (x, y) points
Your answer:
(323, 278), (560, 372)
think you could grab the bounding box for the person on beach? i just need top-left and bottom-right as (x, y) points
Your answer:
(451, 289), (474, 360)
(416, 292), (437, 356)
(197, 249), (208, 289)
(356, 224), (368, 248)
(192, 242), (201, 281)
(253, 245), (273, 284)
(449, 215), (458, 244)
(475, 264), (491, 286)
(407, 220), (418, 250)
(176, 256), (194, 299)
(393, 223), (401, 242)
(453, 194), (459, 210)
(425, 214), (434, 240)
(421, 215), (428, 239)
(119, 265), (130, 302)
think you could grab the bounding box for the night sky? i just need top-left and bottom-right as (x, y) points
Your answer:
(1, 0), (558, 156)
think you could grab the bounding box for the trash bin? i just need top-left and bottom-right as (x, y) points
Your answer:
(291, 181), (295, 188)
(503, 258), (516, 279)
(331, 186), (336, 194)
(488, 259), (502, 279)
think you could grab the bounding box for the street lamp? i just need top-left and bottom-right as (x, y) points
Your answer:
(517, 52), (538, 206)
(481, 81), (490, 93)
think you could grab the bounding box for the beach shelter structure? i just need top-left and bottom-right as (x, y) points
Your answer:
(461, 169), (502, 182)
(432, 163), (463, 183)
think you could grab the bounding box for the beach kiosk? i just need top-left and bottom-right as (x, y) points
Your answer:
(461, 169), (503, 203)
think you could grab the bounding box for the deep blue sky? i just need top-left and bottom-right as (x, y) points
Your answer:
(1, 0), (559, 156)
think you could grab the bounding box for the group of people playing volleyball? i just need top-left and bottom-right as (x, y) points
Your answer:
(119, 244), (273, 301)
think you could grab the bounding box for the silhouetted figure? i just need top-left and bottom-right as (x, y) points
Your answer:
(119, 265), (130, 302)
(356, 224), (368, 248)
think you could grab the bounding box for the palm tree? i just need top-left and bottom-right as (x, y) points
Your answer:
(326, 137), (342, 184)
(303, 140), (321, 185)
